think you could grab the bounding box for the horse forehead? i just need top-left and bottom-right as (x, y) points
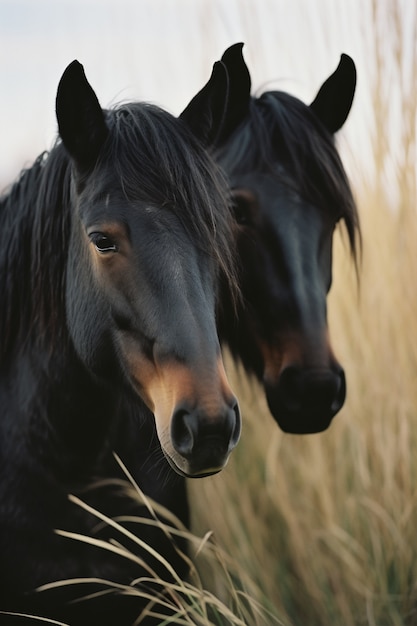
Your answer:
(234, 171), (322, 229)
(80, 195), (182, 234)
(126, 211), (210, 281)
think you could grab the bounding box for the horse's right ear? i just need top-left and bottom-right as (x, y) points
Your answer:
(310, 54), (356, 134)
(219, 43), (251, 141)
(56, 61), (109, 172)
(179, 61), (230, 147)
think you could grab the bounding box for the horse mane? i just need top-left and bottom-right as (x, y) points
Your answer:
(0, 101), (237, 365)
(217, 90), (361, 264)
(0, 148), (72, 364)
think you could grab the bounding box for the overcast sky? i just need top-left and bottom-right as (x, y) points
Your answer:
(0, 0), (413, 189)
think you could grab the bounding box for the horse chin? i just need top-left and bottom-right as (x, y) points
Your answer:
(161, 446), (227, 479)
(274, 413), (334, 435)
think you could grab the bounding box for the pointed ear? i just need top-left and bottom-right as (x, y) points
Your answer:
(56, 61), (109, 172)
(219, 43), (251, 142)
(179, 61), (230, 147)
(310, 54), (356, 134)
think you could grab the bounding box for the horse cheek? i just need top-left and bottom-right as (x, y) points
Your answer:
(65, 244), (114, 380)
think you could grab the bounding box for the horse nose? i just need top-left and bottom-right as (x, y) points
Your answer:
(171, 400), (241, 477)
(266, 366), (346, 434)
(280, 366), (346, 413)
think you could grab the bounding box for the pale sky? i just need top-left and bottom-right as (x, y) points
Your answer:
(0, 0), (413, 189)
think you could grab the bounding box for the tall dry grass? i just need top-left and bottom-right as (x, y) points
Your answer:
(188, 3), (417, 625)
(189, 202), (417, 625)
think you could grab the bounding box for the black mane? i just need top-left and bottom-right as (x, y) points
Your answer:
(0, 149), (71, 363)
(217, 90), (360, 261)
(0, 101), (236, 365)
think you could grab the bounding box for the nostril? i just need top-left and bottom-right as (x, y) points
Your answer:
(331, 368), (346, 412)
(230, 400), (241, 448)
(171, 408), (194, 457)
(303, 371), (343, 411)
(278, 366), (303, 411)
(278, 366), (346, 414)
(171, 400), (241, 460)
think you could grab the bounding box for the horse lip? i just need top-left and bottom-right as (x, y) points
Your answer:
(185, 466), (224, 479)
(161, 445), (229, 478)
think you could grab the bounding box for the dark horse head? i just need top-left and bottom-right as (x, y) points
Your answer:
(0, 60), (241, 480)
(0, 60), (247, 622)
(215, 44), (360, 434)
(58, 61), (243, 477)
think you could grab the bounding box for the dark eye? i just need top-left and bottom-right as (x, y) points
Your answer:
(231, 194), (251, 225)
(90, 232), (118, 254)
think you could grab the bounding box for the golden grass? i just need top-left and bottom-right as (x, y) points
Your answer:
(188, 124), (417, 626)
(4, 459), (284, 625)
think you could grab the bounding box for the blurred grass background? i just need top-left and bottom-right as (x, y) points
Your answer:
(1, 0), (417, 624)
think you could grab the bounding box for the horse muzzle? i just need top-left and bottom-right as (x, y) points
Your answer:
(162, 398), (241, 477)
(265, 365), (346, 434)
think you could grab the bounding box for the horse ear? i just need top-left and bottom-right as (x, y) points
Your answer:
(179, 60), (230, 147)
(56, 61), (108, 172)
(219, 43), (251, 142)
(310, 54), (356, 134)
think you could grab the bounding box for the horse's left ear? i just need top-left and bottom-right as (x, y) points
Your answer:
(179, 61), (230, 147)
(56, 61), (109, 172)
(310, 54), (356, 134)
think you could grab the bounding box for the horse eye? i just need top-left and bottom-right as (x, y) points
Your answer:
(232, 196), (251, 225)
(90, 232), (118, 253)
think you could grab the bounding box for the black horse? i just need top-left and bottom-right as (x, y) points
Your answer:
(215, 44), (361, 434)
(0, 60), (242, 624)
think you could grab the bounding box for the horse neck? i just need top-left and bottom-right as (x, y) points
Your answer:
(0, 332), (138, 485)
